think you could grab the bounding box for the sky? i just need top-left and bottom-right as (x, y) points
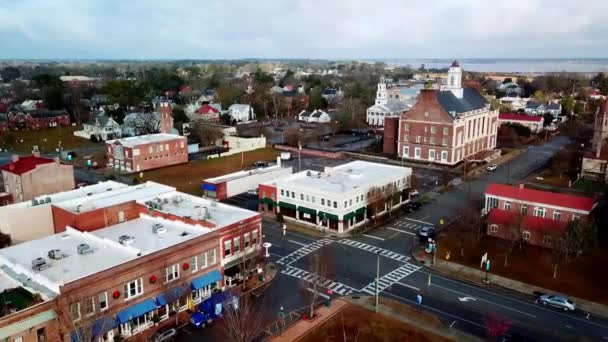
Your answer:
(0, 0), (607, 60)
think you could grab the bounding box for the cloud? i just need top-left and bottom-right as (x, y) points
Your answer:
(0, 0), (606, 59)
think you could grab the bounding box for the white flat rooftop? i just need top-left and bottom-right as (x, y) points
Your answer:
(1, 181), (129, 209)
(0, 215), (214, 296)
(106, 133), (184, 148)
(269, 160), (411, 194)
(204, 165), (286, 184)
(138, 191), (259, 228)
(55, 181), (174, 213)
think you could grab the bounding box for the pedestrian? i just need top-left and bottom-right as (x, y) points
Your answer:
(278, 306), (286, 335)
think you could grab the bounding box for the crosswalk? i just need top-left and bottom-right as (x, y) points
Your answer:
(359, 263), (421, 295)
(391, 219), (423, 231)
(276, 238), (333, 266)
(281, 265), (357, 296)
(337, 239), (409, 262)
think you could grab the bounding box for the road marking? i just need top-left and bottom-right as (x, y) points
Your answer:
(263, 224), (317, 241)
(449, 321), (456, 328)
(362, 234), (385, 241)
(306, 287), (330, 299)
(383, 291), (486, 328)
(270, 253), (284, 258)
(404, 218), (433, 226)
(396, 282), (420, 291)
(387, 227), (417, 236)
(288, 239), (308, 247)
(458, 296), (477, 302)
(270, 243), (281, 248)
(431, 283), (536, 317)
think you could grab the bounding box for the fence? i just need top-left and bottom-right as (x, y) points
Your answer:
(260, 299), (327, 341)
(273, 144), (343, 159)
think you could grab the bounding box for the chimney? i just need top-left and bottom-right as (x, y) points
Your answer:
(419, 89), (437, 102)
(11, 154), (19, 162)
(519, 183), (525, 190)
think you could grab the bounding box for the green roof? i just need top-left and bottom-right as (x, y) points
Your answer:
(0, 309), (57, 339)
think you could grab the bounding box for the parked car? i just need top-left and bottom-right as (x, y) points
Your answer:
(190, 310), (214, 328)
(280, 152), (291, 160)
(486, 164), (498, 171)
(409, 189), (420, 197)
(152, 328), (177, 342)
(247, 188), (259, 196)
(403, 202), (422, 213)
(537, 294), (576, 311)
(253, 161), (269, 168)
(417, 226), (436, 239)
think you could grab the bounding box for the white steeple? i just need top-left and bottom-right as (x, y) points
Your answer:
(375, 76), (388, 105)
(445, 60), (463, 98)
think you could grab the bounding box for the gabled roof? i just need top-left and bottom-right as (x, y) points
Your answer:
(299, 110), (312, 117)
(436, 88), (487, 115)
(485, 183), (596, 212)
(1, 156), (56, 175)
(488, 209), (567, 233)
(499, 113), (543, 122)
(526, 101), (543, 109)
(547, 102), (561, 110)
(196, 104), (220, 114)
(311, 110), (328, 118)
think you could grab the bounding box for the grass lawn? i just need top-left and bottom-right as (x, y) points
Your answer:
(0, 126), (99, 154)
(301, 300), (451, 342)
(527, 169), (571, 187)
(437, 232), (608, 305)
(141, 147), (281, 195)
(573, 179), (606, 193)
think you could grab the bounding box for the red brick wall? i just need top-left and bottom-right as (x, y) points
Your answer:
(107, 137), (188, 172)
(258, 184), (277, 213)
(488, 197), (585, 223)
(140, 204), (216, 229)
(0, 302), (61, 342)
(383, 117), (399, 155)
(52, 201), (141, 233)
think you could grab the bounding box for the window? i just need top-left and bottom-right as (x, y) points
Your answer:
(165, 264), (180, 283)
(441, 151), (448, 161)
(124, 278), (144, 299)
(489, 224), (498, 233)
(504, 201), (511, 211)
(534, 207), (546, 218)
(521, 205), (528, 215)
(414, 147), (421, 158)
(210, 248), (217, 264)
(321, 198), (325, 205)
(305, 195), (309, 202)
(300, 193), (304, 200)
(522, 231), (531, 241)
(224, 240), (232, 256)
(326, 199), (331, 206)
(424, 126), (428, 133)
(191, 256), (198, 272)
(430, 126), (437, 134)
(403, 146), (409, 157)
(201, 252), (207, 268)
(430, 137), (436, 145)
(442, 138), (448, 146)
(98, 292), (108, 311)
(159, 144), (164, 152)
(84, 297), (95, 316)
(487, 197), (498, 209)
(429, 149), (435, 160)
(572, 214), (580, 221)
(344, 201), (347, 208)
(404, 135), (409, 142)
(148, 146), (153, 153)
(244, 233), (251, 248)
(443, 127), (449, 135)
(543, 235), (552, 246)
(70, 302), (81, 321)
(333, 201), (337, 208)
(416, 136), (421, 143)
(349, 199), (352, 206)
(404, 124), (410, 131)
(252, 230), (258, 244)
(553, 211), (561, 221)
(291, 192), (295, 199)
(133, 148), (140, 156)
(233, 237), (240, 253)
(312, 196), (316, 203)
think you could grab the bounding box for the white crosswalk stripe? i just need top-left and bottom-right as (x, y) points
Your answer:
(276, 239), (333, 266)
(337, 239), (409, 262)
(358, 263), (421, 295)
(280, 265), (357, 296)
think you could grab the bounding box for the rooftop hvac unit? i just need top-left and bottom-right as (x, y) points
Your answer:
(152, 223), (167, 234)
(32, 199), (38, 206)
(163, 198), (169, 204)
(118, 235), (135, 245)
(45, 197), (51, 203)
(77, 243), (94, 255)
(32, 257), (50, 271)
(47, 249), (64, 260)
(306, 171), (312, 176)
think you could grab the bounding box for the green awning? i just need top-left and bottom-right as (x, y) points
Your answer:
(343, 211), (356, 221)
(297, 206), (317, 215)
(355, 207), (366, 215)
(278, 201), (297, 210)
(259, 197), (275, 205)
(318, 211), (339, 221)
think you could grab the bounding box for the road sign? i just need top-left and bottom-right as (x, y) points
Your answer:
(481, 252), (488, 268)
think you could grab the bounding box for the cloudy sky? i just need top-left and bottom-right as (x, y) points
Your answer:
(0, 0), (607, 60)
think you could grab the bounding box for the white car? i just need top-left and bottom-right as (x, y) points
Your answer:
(153, 328), (177, 342)
(247, 189), (259, 196)
(486, 164), (498, 171)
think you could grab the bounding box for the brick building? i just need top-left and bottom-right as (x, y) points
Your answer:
(498, 113), (544, 133)
(484, 183), (596, 248)
(106, 133), (188, 172)
(1, 154), (75, 203)
(390, 61), (499, 165)
(5, 110), (70, 130)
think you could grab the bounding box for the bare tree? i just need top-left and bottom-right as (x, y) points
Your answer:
(299, 251), (331, 319)
(223, 294), (264, 342)
(190, 120), (224, 147)
(57, 295), (115, 342)
(550, 232), (568, 279)
(366, 186), (384, 224)
(383, 183), (399, 217)
(500, 205), (525, 267)
(126, 112), (161, 135)
(160, 275), (192, 326)
(452, 207), (481, 257)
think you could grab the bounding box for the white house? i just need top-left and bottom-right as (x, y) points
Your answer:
(524, 102), (546, 115)
(81, 111), (122, 140)
(366, 77), (414, 127)
(228, 104), (255, 122)
(298, 109), (332, 123)
(546, 101), (562, 117)
(498, 96), (530, 111)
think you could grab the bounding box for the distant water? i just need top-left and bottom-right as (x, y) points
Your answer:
(371, 58), (608, 74)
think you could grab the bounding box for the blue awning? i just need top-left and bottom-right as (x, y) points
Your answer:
(116, 299), (157, 324)
(156, 285), (187, 307)
(191, 270), (222, 290)
(92, 317), (117, 336)
(202, 183), (216, 191)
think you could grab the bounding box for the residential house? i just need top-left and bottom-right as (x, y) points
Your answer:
(497, 96), (529, 111)
(497, 82), (522, 96)
(498, 113), (544, 133)
(298, 109), (332, 123)
(391, 61), (499, 165)
(91, 94), (110, 105)
(524, 101), (546, 115)
(1, 153), (75, 203)
(82, 111), (122, 140)
(321, 87), (342, 101)
(228, 104), (255, 122)
(546, 101), (562, 117)
(193, 103), (221, 122)
(5, 110), (70, 130)
(484, 183), (596, 248)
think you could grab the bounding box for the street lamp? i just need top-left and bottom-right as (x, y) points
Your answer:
(375, 251), (380, 313)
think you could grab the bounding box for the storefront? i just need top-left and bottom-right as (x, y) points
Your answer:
(117, 299), (157, 337)
(191, 270), (222, 305)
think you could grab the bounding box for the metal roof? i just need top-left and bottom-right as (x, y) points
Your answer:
(436, 88), (488, 115)
(0, 309), (57, 339)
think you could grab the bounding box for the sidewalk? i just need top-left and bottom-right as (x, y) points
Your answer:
(413, 248), (608, 318)
(270, 299), (350, 342)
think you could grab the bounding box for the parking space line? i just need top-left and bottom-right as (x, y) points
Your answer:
(404, 218), (433, 226)
(396, 282), (420, 291)
(362, 234), (385, 241)
(270, 252), (284, 258)
(387, 227), (416, 236)
(288, 239), (308, 247)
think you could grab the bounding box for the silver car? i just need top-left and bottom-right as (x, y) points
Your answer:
(153, 328), (177, 342)
(538, 294), (576, 311)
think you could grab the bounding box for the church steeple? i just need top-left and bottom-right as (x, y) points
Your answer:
(375, 76), (388, 105)
(445, 60), (463, 98)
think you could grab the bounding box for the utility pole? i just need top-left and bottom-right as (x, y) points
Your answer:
(375, 251), (380, 313)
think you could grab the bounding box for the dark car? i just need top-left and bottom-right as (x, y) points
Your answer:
(253, 161), (269, 168)
(190, 310), (214, 328)
(417, 226), (437, 239)
(403, 202), (422, 213)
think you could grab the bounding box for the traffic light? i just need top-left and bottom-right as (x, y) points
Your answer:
(67, 154), (72, 161)
(86, 159), (92, 169)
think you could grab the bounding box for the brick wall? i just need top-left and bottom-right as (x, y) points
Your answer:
(52, 201), (141, 233)
(0, 301), (60, 342)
